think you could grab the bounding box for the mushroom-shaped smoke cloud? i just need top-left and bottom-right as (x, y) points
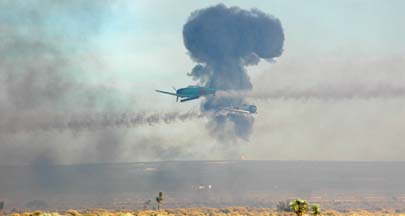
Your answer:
(183, 4), (284, 140)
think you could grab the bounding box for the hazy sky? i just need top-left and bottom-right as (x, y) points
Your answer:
(0, 0), (404, 165)
(83, 0), (404, 86)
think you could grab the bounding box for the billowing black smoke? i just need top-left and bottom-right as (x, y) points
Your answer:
(183, 4), (284, 140)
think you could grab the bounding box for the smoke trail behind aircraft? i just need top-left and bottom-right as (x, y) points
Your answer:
(183, 4), (284, 141)
(0, 1), (206, 165)
(217, 84), (405, 100)
(1, 111), (203, 134)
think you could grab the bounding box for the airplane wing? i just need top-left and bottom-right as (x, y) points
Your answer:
(223, 108), (251, 114)
(155, 90), (179, 96)
(180, 96), (199, 102)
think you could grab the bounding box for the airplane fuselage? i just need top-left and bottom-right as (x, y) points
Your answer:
(236, 104), (257, 113)
(223, 104), (257, 114)
(176, 86), (216, 98)
(155, 86), (216, 102)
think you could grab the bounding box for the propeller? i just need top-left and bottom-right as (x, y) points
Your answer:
(172, 87), (178, 102)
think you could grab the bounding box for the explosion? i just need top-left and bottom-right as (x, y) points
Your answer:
(183, 4), (284, 140)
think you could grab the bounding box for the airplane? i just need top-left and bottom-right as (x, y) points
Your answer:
(155, 85), (216, 102)
(223, 104), (257, 114)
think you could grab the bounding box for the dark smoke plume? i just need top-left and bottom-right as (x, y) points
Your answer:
(0, 0), (199, 166)
(220, 84), (405, 100)
(183, 4), (284, 140)
(1, 111), (203, 134)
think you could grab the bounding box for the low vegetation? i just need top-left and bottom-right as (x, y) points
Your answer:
(289, 199), (308, 216)
(311, 204), (321, 216)
(289, 199), (321, 216)
(2, 208), (404, 216)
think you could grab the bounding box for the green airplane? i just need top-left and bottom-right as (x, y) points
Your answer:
(155, 85), (216, 102)
(223, 104), (257, 114)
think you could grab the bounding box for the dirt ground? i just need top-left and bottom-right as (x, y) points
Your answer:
(2, 208), (405, 216)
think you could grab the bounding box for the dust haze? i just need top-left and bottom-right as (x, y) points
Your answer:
(0, 2), (404, 168)
(0, 1), (405, 213)
(0, 0), (201, 166)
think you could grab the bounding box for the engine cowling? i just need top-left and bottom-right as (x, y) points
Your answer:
(249, 105), (257, 113)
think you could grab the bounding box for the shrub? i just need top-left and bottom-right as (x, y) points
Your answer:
(311, 203), (321, 216)
(289, 199), (308, 216)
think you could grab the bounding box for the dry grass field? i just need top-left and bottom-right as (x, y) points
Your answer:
(2, 208), (405, 216)
(2, 162), (404, 215)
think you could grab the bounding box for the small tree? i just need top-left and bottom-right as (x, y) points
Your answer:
(311, 203), (321, 216)
(156, 192), (163, 210)
(289, 199), (308, 216)
(0, 201), (4, 211)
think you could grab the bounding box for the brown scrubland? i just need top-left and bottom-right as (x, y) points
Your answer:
(2, 208), (405, 216)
